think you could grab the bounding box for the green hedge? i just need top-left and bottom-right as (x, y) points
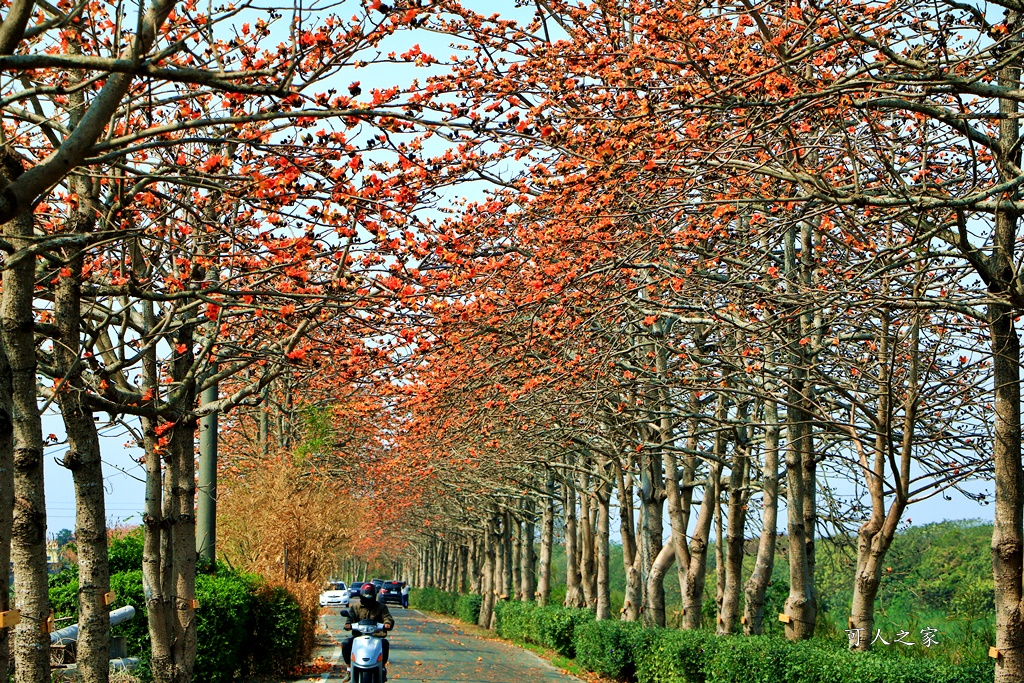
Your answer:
(561, 616), (993, 683)
(456, 594), (482, 624)
(574, 618), (641, 679)
(494, 601), (595, 658)
(407, 588), (481, 625)
(408, 587), (458, 615)
(48, 532), (303, 682)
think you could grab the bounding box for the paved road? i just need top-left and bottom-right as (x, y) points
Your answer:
(316, 607), (582, 683)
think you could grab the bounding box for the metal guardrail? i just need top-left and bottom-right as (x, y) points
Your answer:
(50, 606), (136, 646)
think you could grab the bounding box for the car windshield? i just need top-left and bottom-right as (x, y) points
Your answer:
(383, 582), (401, 589)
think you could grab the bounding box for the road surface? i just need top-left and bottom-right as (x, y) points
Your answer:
(315, 607), (583, 683)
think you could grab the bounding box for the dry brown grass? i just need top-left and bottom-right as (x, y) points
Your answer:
(218, 460), (360, 658)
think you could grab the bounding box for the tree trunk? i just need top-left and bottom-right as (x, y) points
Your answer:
(478, 518), (497, 628)
(521, 499), (536, 602)
(563, 482), (583, 607)
(639, 449), (665, 620)
(460, 543), (469, 594)
(55, 175), (110, 683)
(643, 542), (675, 627)
(617, 459), (640, 621)
(502, 511), (514, 600)
(0, 335), (14, 683)
(782, 383), (816, 639)
(579, 470), (596, 608)
(469, 537), (481, 594)
(258, 388), (270, 457)
(682, 446), (722, 630)
(196, 380), (218, 564)
(719, 424), (750, 635)
(781, 224), (817, 640)
(168, 324), (199, 683)
(990, 17), (1024, 682)
(142, 300), (175, 683)
(512, 515), (522, 600)
(537, 474), (554, 605)
(1, 165), (49, 683)
(595, 463), (611, 620)
(714, 463), (725, 618)
(743, 394), (779, 635)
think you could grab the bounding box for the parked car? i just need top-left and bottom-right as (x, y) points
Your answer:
(378, 580), (407, 608)
(319, 580), (349, 607)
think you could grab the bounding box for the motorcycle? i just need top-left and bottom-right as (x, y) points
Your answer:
(344, 616), (390, 683)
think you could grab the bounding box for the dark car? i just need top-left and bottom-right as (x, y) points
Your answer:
(348, 580), (368, 601)
(378, 580), (407, 608)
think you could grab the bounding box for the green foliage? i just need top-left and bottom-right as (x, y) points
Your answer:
(48, 564), (78, 590)
(108, 571), (150, 669)
(494, 600), (594, 658)
(193, 569), (256, 683)
(48, 555), (303, 683)
(48, 572), (79, 619)
(108, 529), (145, 575)
(630, 625), (721, 683)
(705, 635), (789, 683)
(408, 587), (458, 614)
(455, 593), (482, 624)
(533, 611), (994, 683)
(293, 405), (337, 463)
(248, 583), (303, 675)
(573, 618), (641, 680)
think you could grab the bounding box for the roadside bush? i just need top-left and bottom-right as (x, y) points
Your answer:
(494, 601), (540, 642)
(47, 572), (79, 619)
(573, 619), (640, 680)
(108, 571), (150, 672)
(107, 530), (145, 574)
(409, 587), (458, 614)
(456, 594), (482, 624)
(49, 560), (303, 682)
(705, 635), (789, 683)
(495, 601), (594, 658)
(193, 569), (255, 683)
(631, 626), (721, 683)
(484, 601), (992, 683)
(247, 583), (303, 675)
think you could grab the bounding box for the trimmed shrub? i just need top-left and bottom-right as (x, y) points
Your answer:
(494, 601), (594, 658)
(408, 587), (458, 615)
(456, 594), (482, 625)
(494, 600), (538, 642)
(631, 626), (721, 683)
(705, 635), (789, 683)
(193, 569), (255, 683)
(247, 583), (303, 675)
(488, 602), (992, 683)
(49, 561), (303, 682)
(573, 619), (641, 680)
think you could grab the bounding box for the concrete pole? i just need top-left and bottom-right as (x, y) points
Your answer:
(196, 380), (218, 563)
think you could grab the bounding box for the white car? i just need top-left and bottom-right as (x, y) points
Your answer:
(319, 581), (349, 607)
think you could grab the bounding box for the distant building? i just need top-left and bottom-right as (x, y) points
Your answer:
(46, 538), (60, 564)
(46, 538), (68, 573)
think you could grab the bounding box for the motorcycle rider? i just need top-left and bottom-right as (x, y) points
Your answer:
(343, 583), (395, 680)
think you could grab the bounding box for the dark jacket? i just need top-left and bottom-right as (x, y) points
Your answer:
(346, 599), (395, 636)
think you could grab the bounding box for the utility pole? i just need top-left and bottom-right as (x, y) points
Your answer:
(196, 380), (218, 563)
